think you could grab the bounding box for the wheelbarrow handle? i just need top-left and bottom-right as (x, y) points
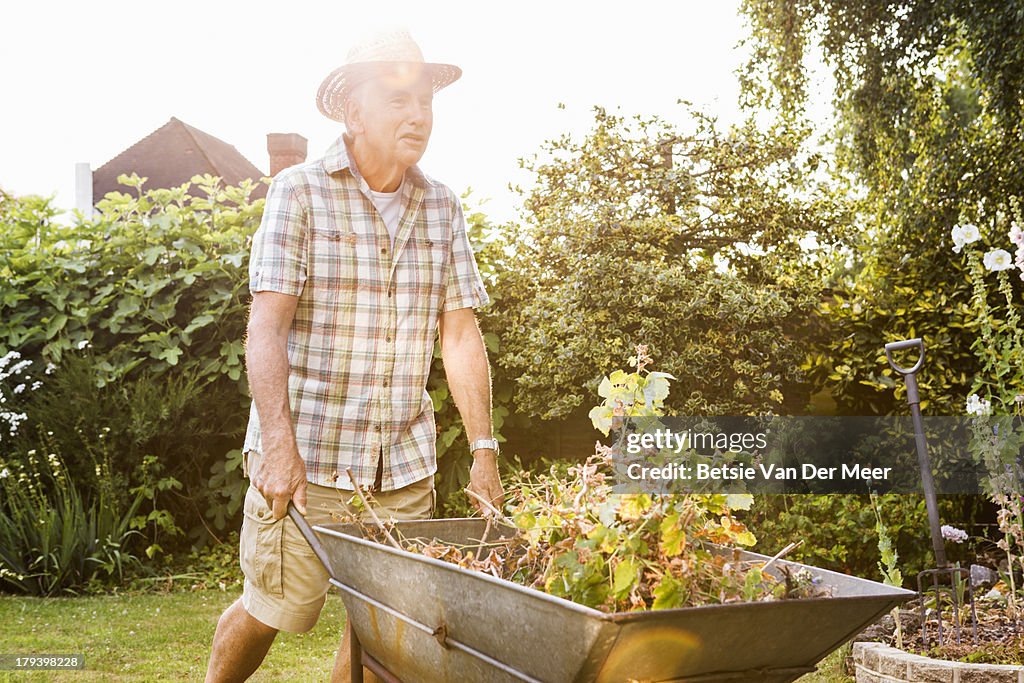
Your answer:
(884, 338), (925, 375)
(287, 501), (335, 577)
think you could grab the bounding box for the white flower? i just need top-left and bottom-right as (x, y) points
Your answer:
(966, 393), (992, 416)
(8, 360), (30, 376)
(1010, 222), (1024, 246)
(77, 340), (90, 350)
(12, 384), (25, 395)
(983, 249), (1014, 271)
(0, 352), (20, 372)
(941, 525), (968, 543)
(0, 468), (8, 479)
(951, 226), (966, 253)
(30, 382), (41, 391)
(951, 224), (981, 253)
(44, 363), (55, 376)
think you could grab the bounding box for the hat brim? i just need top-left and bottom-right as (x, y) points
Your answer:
(316, 61), (462, 124)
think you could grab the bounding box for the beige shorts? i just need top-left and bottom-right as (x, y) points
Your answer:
(239, 450), (435, 633)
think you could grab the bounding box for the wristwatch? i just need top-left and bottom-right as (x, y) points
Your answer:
(469, 438), (499, 456)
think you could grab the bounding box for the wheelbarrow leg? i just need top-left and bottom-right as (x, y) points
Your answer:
(362, 652), (403, 683)
(349, 628), (403, 683)
(350, 626), (364, 683)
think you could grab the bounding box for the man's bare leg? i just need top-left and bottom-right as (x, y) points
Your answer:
(331, 621), (379, 683)
(206, 597), (279, 683)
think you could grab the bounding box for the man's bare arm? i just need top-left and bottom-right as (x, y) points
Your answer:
(246, 291), (308, 519)
(438, 307), (504, 512)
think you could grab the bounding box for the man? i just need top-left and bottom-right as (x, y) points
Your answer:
(205, 29), (504, 683)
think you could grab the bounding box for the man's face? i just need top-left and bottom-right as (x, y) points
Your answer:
(348, 67), (434, 169)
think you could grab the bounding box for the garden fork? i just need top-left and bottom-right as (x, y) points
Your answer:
(885, 338), (977, 646)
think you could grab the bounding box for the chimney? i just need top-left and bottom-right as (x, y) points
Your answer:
(267, 133), (308, 176)
(75, 162), (93, 219)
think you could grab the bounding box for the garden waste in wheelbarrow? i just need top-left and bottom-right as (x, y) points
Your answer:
(292, 514), (913, 683)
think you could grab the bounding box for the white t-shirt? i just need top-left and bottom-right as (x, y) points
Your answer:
(368, 176), (406, 249)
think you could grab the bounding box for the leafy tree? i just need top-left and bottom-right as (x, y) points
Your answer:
(741, 0), (1024, 413)
(491, 106), (845, 418)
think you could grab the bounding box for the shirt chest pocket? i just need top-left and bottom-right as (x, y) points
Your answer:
(403, 236), (449, 297)
(307, 226), (359, 298)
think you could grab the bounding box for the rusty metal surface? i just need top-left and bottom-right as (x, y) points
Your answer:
(312, 518), (914, 683)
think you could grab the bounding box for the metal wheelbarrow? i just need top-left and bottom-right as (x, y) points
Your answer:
(288, 510), (914, 683)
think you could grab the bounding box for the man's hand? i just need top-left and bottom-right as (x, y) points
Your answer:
(467, 450), (504, 516)
(252, 445), (308, 520)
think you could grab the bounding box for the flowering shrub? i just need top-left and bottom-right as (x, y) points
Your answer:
(0, 354), (176, 595)
(0, 446), (146, 596)
(0, 351), (30, 440)
(951, 203), (1024, 615)
(953, 210), (1024, 407)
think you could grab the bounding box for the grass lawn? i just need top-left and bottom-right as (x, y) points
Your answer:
(0, 588), (853, 682)
(0, 587), (347, 682)
(798, 647), (854, 683)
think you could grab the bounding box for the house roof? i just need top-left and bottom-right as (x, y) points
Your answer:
(92, 117), (268, 204)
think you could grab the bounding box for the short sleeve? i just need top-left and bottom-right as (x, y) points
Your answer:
(440, 193), (490, 312)
(249, 174), (307, 296)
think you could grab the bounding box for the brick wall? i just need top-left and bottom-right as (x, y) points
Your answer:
(853, 642), (1024, 683)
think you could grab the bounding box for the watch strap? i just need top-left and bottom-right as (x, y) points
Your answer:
(470, 438), (499, 455)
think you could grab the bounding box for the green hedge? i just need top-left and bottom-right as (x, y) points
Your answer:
(0, 176), (260, 553)
(0, 179), (516, 550)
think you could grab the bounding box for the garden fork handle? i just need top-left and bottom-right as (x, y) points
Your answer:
(885, 338), (925, 404)
(883, 338), (947, 567)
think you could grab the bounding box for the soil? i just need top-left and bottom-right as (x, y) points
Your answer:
(857, 598), (1024, 664)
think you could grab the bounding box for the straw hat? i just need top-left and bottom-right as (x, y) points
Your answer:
(316, 29), (462, 124)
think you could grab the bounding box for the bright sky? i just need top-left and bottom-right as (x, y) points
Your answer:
(2, 1), (764, 225)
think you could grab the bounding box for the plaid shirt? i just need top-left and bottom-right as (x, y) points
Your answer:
(242, 135), (490, 491)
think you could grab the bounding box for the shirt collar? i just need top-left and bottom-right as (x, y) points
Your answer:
(322, 133), (427, 189)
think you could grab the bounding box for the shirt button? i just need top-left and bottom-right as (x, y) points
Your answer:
(385, 335), (392, 343)
(374, 424), (381, 432)
(383, 378), (390, 388)
(381, 247), (387, 255)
